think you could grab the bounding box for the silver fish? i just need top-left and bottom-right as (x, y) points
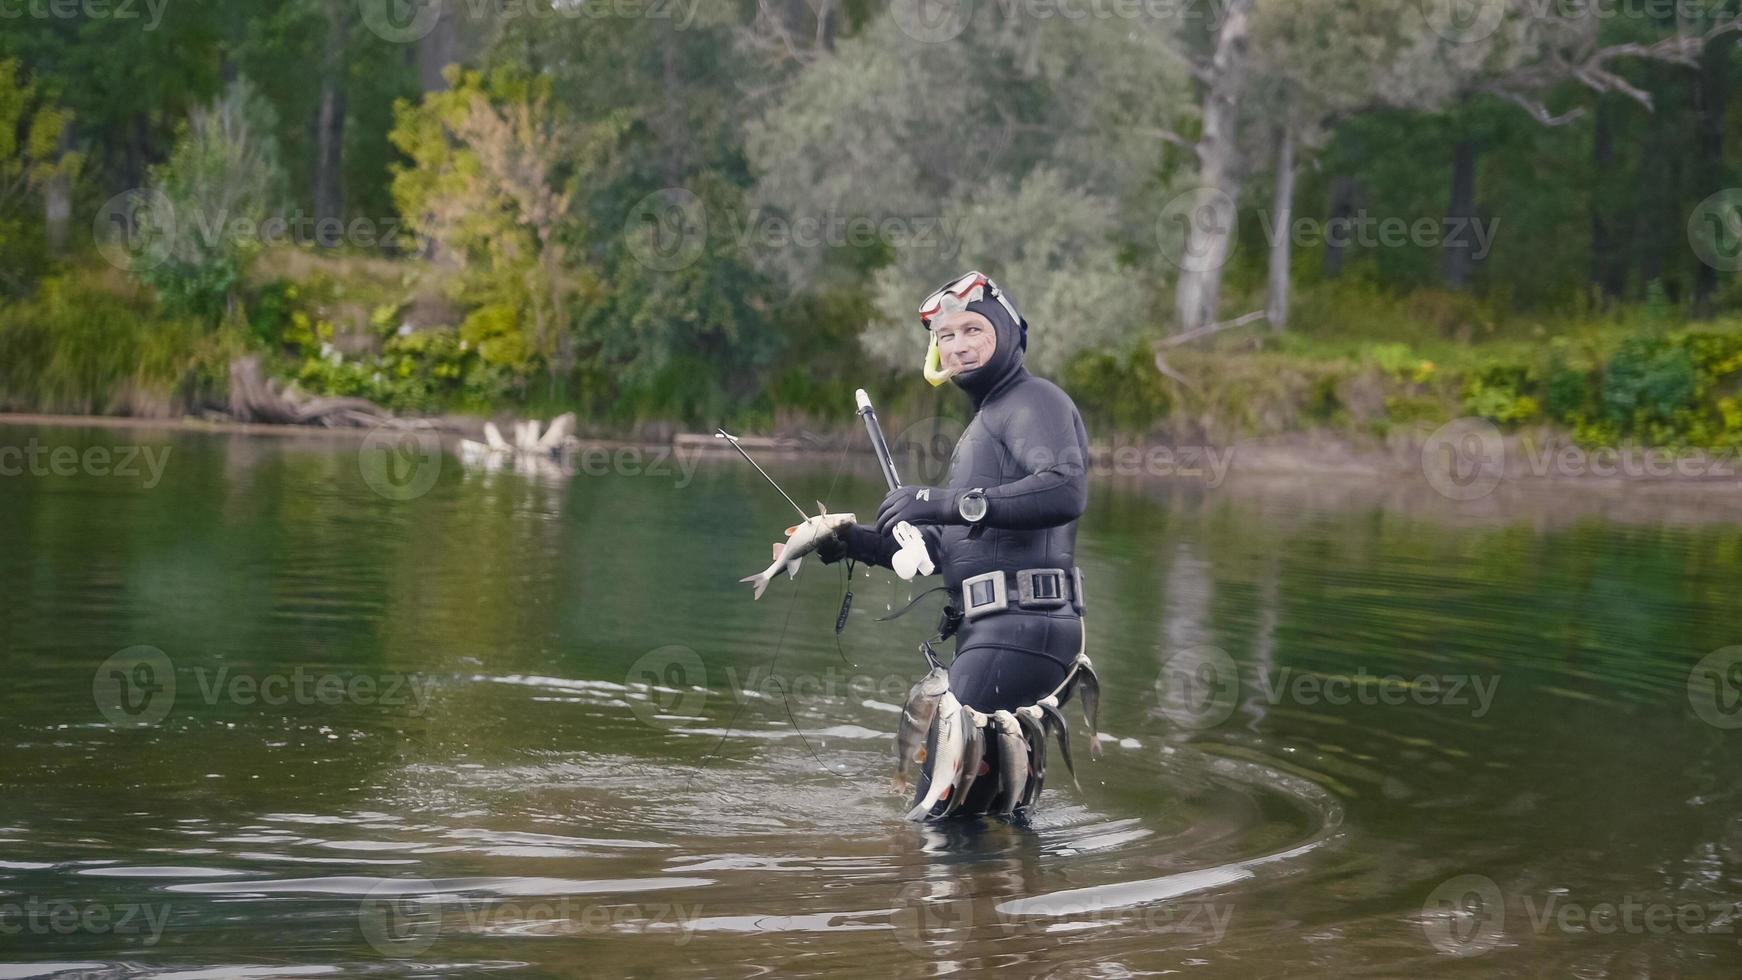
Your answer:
(1038, 696), (1078, 790)
(905, 691), (967, 821)
(739, 502), (855, 600)
(944, 706), (986, 818)
(991, 710), (1029, 818)
(1015, 708), (1047, 809)
(895, 666), (949, 792)
(1075, 655), (1103, 758)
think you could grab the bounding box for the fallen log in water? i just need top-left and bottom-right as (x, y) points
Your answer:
(227, 355), (393, 427)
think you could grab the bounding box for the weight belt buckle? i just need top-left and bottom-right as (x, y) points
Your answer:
(1015, 568), (1069, 610)
(960, 570), (1008, 621)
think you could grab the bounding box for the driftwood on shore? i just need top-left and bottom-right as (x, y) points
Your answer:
(227, 356), (393, 427)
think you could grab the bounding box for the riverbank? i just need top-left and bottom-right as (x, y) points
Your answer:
(7, 258), (1742, 469)
(9, 410), (1742, 499)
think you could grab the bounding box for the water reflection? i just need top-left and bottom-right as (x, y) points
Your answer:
(2, 422), (1740, 978)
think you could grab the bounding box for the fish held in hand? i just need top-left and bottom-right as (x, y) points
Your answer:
(739, 503), (855, 600)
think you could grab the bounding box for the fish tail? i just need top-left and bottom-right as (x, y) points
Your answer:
(739, 571), (771, 600)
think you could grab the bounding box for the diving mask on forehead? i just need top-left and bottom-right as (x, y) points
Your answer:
(917, 271), (1020, 387)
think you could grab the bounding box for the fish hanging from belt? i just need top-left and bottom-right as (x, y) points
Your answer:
(901, 646), (1103, 822)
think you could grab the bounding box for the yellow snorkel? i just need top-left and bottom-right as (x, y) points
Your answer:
(923, 333), (952, 387)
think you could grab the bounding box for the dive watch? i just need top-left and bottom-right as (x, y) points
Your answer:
(958, 487), (988, 524)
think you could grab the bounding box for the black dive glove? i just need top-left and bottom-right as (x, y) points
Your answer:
(875, 485), (961, 534)
(817, 531), (849, 565)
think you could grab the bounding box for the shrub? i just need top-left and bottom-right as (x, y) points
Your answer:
(0, 273), (202, 414)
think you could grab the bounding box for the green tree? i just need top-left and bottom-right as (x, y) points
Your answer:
(0, 59), (79, 295)
(138, 78), (286, 321)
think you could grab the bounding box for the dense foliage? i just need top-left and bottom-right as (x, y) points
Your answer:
(1, 1), (1740, 445)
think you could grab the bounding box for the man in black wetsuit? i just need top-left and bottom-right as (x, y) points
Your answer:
(820, 269), (1090, 729)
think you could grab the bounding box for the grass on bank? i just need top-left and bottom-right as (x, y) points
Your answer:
(4, 250), (1742, 451)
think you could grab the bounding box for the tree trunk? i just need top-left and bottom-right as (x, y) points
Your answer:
(1589, 97), (1624, 302)
(418, 0), (459, 93)
(1324, 175), (1355, 279)
(1266, 122), (1295, 332)
(1174, 0), (1254, 333)
(43, 120), (73, 254)
(313, 0), (349, 242)
(1442, 138), (1477, 290)
(1692, 35), (1726, 317)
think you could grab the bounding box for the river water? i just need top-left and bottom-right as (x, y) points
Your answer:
(2, 421), (1740, 978)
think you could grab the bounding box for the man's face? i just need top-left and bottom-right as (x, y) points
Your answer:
(932, 311), (997, 375)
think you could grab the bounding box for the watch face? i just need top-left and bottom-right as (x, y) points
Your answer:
(960, 491), (988, 522)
